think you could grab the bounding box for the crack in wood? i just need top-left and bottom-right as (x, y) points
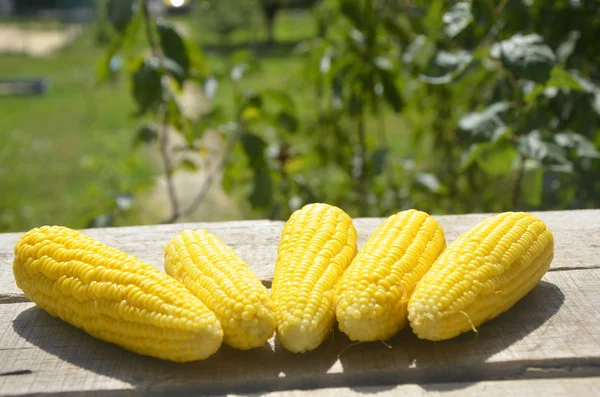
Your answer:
(0, 295), (29, 304)
(0, 370), (33, 377)
(547, 266), (600, 273)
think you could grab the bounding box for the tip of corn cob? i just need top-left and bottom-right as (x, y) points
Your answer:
(13, 225), (224, 362)
(408, 212), (554, 341)
(272, 203), (358, 353)
(164, 229), (276, 350)
(335, 210), (446, 342)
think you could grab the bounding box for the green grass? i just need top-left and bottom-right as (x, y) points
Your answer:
(0, 17), (67, 30)
(172, 8), (318, 46)
(0, 29), (154, 232)
(0, 9), (411, 232)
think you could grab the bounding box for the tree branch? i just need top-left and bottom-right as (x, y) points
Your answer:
(159, 105), (180, 223)
(512, 154), (525, 209)
(140, 0), (181, 223)
(140, 0), (160, 57)
(178, 133), (239, 220)
(357, 110), (368, 216)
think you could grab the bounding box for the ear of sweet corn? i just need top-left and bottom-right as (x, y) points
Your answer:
(408, 212), (554, 341)
(271, 203), (358, 353)
(335, 210), (446, 342)
(13, 226), (223, 362)
(164, 229), (276, 350)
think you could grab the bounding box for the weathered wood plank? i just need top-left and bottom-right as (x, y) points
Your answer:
(0, 220), (284, 301)
(235, 377), (600, 397)
(0, 268), (598, 396)
(0, 210), (598, 301)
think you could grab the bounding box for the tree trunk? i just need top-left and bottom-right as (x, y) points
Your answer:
(261, 0), (280, 44)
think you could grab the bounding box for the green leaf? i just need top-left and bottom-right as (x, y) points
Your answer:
(241, 133), (267, 169)
(320, 51), (332, 74)
(491, 34), (556, 84)
(166, 97), (193, 142)
(97, 37), (123, 85)
(520, 160), (543, 207)
(348, 90), (363, 114)
(221, 163), (236, 194)
(106, 0), (135, 33)
(133, 124), (158, 148)
(97, 6), (142, 84)
(459, 102), (509, 142)
(371, 148), (389, 175)
(524, 84), (546, 104)
(276, 112), (299, 133)
(554, 132), (600, 159)
(339, 0), (363, 29)
(131, 58), (162, 114)
(203, 76), (219, 100)
(419, 50), (474, 85)
(414, 173), (441, 194)
(443, 2), (472, 38)
(162, 57), (186, 87)
(374, 56), (393, 71)
(197, 107), (225, 139)
(262, 89), (295, 113)
(231, 49), (257, 66)
(569, 72), (600, 116)
(556, 31), (580, 64)
(518, 130), (568, 164)
(157, 19), (190, 77)
(185, 38), (208, 79)
(377, 67), (403, 113)
(248, 169), (273, 209)
(295, 175), (319, 203)
(546, 67), (585, 91)
(382, 14), (413, 42)
(241, 92), (263, 113)
(421, 0), (445, 37)
(179, 159), (198, 172)
(348, 29), (366, 49)
(461, 140), (518, 176)
(402, 35), (427, 65)
(229, 50), (259, 81)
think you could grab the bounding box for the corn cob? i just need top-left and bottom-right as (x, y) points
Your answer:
(164, 229), (276, 350)
(408, 212), (554, 341)
(13, 226), (223, 362)
(335, 210), (446, 342)
(271, 203), (358, 353)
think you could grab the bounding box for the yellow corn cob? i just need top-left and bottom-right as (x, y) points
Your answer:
(335, 210), (446, 342)
(408, 212), (554, 341)
(164, 229), (276, 350)
(271, 203), (358, 353)
(13, 226), (223, 362)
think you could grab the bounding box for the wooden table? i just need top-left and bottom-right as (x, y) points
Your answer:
(0, 211), (599, 396)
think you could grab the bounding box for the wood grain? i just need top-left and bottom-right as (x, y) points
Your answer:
(0, 267), (598, 396)
(236, 377), (600, 397)
(1, 210), (599, 301)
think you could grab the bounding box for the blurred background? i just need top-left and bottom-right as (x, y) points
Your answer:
(0, 0), (599, 233)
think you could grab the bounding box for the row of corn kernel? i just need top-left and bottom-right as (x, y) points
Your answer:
(12, 204), (554, 362)
(163, 204), (553, 351)
(332, 209), (554, 343)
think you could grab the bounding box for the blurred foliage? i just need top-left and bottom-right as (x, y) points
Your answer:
(3, 0), (598, 232)
(97, 0), (600, 224)
(203, 0), (263, 44)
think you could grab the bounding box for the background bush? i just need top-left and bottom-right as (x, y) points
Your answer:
(1, 0), (598, 232)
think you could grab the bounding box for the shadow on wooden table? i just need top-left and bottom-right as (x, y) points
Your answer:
(336, 281), (565, 393)
(11, 307), (337, 395)
(10, 281), (564, 395)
